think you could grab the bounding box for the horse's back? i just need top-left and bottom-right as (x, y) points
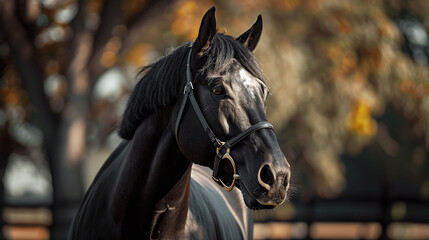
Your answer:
(186, 165), (253, 240)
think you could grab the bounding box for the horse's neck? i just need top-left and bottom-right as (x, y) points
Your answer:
(149, 164), (192, 239)
(139, 125), (192, 239)
(111, 111), (191, 238)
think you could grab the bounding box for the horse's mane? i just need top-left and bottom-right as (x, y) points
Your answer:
(118, 34), (265, 139)
(118, 43), (190, 139)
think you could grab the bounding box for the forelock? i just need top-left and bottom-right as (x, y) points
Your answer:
(199, 34), (266, 83)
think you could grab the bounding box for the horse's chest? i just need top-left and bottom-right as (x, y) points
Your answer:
(150, 166), (253, 240)
(184, 166), (253, 240)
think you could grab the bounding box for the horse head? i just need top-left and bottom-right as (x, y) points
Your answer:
(175, 7), (291, 210)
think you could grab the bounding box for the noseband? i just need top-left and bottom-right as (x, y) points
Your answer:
(175, 44), (274, 191)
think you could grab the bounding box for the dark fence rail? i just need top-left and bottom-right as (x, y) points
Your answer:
(3, 198), (429, 239)
(254, 196), (429, 239)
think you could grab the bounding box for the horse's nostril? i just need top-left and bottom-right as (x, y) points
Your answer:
(283, 174), (289, 189)
(260, 164), (274, 187)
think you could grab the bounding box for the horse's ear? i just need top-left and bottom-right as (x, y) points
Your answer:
(236, 15), (263, 52)
(197, 6), (217, 50)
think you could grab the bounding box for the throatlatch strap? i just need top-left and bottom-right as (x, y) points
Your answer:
(188, 91), (222, 148)
(174, 89), (190, 145)
(175, 44), (222, 148)
(175, 44), (193, 145)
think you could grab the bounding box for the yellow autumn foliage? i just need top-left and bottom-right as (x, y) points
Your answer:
(126, 42), (153, 68)
(346, 99), (377, 137)
(170, 0), (211, 40)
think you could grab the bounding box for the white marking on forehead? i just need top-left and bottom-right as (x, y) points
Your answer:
(238, 68), (259, 100)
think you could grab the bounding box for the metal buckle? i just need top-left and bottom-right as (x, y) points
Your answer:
(183, 82), (194, 94)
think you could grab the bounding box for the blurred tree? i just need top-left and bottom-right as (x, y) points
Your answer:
(0, 0), (177, 238)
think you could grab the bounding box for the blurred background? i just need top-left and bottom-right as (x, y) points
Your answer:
(0, 0), (428, 239)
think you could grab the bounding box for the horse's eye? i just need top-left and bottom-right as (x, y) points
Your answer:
(212, 86), (225, 95)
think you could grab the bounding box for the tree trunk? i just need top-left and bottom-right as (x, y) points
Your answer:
(0, 2), (86, 238)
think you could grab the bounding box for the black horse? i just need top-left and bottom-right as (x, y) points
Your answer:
(69, 7), (290, 239)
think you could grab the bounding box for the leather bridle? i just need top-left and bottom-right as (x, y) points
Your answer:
(175, 44), (274, 191)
